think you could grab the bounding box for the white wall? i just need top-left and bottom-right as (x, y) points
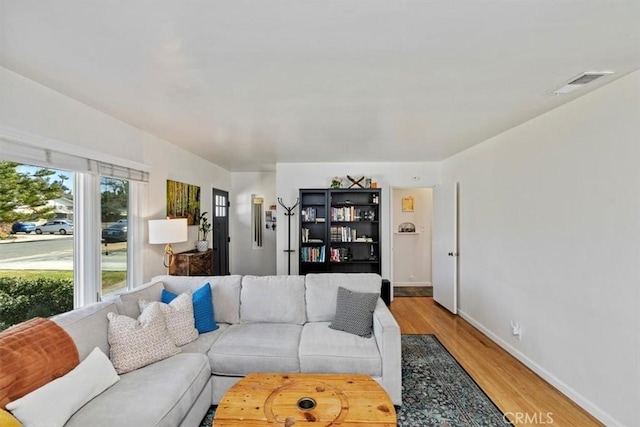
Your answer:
(230, 171), (277, 275)
(441, 70), (640, 426)
(392, 187), (432, 286)
(275, 162), (440, 276)
(143, 139), (231, 278)
(0, 66), (232, 281)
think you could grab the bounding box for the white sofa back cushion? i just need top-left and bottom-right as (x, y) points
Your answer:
(115, 281), (164, 319)
(53, 301), (119, 361)
(240, 275), (306, 324)
(305, 273), (382, 322)
(152, 275), (242, 324)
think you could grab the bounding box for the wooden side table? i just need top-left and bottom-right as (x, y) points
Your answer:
(214, 373), (396, 426)
(169, 249), (213, 276)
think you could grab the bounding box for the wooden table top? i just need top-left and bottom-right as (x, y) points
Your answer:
(214, 373), (396, 426)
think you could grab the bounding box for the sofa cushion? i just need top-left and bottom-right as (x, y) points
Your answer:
(209, 323), (302, 375)
(7, 347), (119, 427)
(305, 273), (381, 322)
(64, 353), (210, 427)
(299, 322), (382, 377)
(107, 304), (180, 374)
(52, 301), (118, 361)
(140, 291), (199, 346)
(152, 275), (242, 324)
(240, 275), (306, 324)
(178, 323), (229, 355)
(116, 281), (164, 319)
(329, 287), (378, 337)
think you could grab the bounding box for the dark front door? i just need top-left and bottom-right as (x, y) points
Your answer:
(212, 188), (230, 275)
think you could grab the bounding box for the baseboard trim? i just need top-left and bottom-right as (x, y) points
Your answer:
(393, 282), (432, 287)
(457, 309), (623, 427)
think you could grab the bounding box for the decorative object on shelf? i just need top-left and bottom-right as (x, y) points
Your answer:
(398, 222), (416, 233)
(330, 176), (343, 189)
(402, 196), (414, 212)
(166, 179), (200, 225)
(265, 210), (276, 230)
(278, 197), (300, 274)
(148, 218), (188, 270)
(194, 212), (211, 252)
(346, 175), (365, 188)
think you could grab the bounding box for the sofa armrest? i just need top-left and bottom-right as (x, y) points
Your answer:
(372, 298), (402, 405)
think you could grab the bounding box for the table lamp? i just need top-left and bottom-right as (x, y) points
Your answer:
(148, 218), (188, 270)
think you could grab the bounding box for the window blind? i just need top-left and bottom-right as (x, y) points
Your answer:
(0, 139), (149, 182)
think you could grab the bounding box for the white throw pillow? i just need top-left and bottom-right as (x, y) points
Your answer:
(107, 303), (180, 374)
(7, 347), (119, 427)
(139, 291), (198, 346)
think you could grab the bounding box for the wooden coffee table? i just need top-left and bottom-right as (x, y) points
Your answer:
(214, 373), (396, 426)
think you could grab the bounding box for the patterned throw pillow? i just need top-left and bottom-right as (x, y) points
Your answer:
(139, 291), (198, 346)
(329, 287), (379, 338)
(107, 304), (180, 374)
(162, 283), (219, 334)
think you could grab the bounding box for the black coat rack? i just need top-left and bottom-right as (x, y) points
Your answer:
(278, 197), (299, 275)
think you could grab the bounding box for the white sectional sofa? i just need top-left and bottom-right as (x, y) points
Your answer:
(48, 273), (401, 427)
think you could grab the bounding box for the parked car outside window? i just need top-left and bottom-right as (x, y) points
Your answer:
(35, 220), (74, 235)
(11, 222), (36, 234)
(102, 223), (127, 243)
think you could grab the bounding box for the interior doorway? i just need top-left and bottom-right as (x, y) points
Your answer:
(212, 188), (230, 275)
(391, 187), (433, 294)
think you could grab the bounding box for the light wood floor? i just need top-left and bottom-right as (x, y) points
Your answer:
(390, 297), (603, 427)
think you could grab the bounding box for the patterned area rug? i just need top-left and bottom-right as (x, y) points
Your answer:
(200, 335), (511, 426)
(394, 286), (433, 297)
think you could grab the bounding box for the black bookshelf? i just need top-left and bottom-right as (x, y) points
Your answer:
(299, 188), (381, 275)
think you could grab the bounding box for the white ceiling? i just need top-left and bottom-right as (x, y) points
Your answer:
(1, 1), (639, 171)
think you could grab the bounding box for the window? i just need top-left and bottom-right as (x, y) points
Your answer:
(0, 137), (149, 330)
(0, 162), (75, 330)
(101, 177), (129, 296)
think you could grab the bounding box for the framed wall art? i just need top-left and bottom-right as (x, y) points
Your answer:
(166, 179), (200, 225)
(402, 196), (414, 212)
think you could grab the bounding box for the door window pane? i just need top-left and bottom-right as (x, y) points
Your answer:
(100, 177), (128, 296)
(0, 162), (74, 331)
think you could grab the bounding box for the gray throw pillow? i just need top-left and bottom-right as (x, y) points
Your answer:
(329, 287), (379, 337)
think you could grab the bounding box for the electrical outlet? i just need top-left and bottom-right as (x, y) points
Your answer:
(510, 321), (522, 340)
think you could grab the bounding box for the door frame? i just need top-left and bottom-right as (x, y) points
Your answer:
(389, 185), (434, 300)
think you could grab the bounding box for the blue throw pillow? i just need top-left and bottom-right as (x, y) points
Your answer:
(161, 283), (219, 334)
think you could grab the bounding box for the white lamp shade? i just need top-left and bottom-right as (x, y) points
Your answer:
(148, 218), (188, 244)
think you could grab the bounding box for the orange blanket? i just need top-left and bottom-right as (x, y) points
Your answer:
(0, 317), (79, 409)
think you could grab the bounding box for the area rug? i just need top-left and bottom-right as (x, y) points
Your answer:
(394, 286), (433, 297)
(200, 334), (511, 426)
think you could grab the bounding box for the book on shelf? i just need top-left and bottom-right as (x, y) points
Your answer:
(330, 226), (358, 242)
(301, 207), (316, 222)
(330, 207), (376, 222)
(301, 246), (325, 263)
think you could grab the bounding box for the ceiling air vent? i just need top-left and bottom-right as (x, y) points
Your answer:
(553, 71), (614, 95)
